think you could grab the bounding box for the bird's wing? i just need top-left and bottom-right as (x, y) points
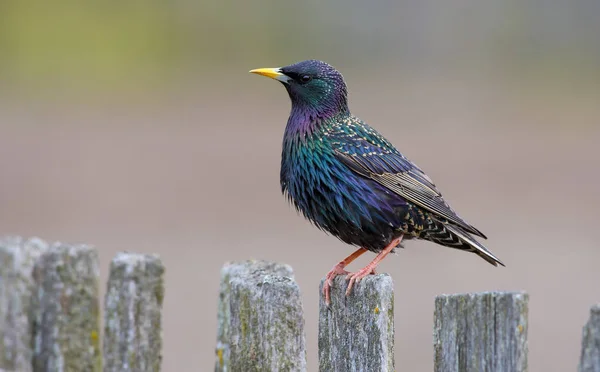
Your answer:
(331, 119), (486, 239)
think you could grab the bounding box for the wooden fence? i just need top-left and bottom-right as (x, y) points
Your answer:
(2, 236), (599, 371)
(216, 260), (600, 372)
(0, 236), (164, 372)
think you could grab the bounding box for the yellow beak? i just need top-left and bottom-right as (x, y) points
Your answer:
(249, 67), (284, 80)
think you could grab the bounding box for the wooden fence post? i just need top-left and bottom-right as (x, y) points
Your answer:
(579, 304), (600, 372)
(215, 260), (306, 372)
(318, 275), (394, 372)
(0, 237), (49, 372)
(32, 243), (101, 372)
(434, 291), (528, 372)
(103, 253), (165, 372)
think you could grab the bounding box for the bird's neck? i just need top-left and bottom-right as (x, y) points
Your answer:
(284, 102), (347, 141)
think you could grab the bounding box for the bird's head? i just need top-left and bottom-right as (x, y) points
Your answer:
(250, 60), (348, 116)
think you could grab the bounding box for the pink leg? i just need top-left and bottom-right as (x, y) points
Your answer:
(323, 247), (367, 305)
(345, 235), (404, 296)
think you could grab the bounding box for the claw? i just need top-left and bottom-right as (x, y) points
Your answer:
(345, 266), (376, 296)
(323, 263), (350, 306)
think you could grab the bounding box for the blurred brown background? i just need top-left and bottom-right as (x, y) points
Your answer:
(1, 0), (599, 370)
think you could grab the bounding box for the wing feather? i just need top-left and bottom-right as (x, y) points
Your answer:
(333, 128), (486, 239)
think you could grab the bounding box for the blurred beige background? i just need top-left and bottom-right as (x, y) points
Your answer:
(1, 1), (599, 371)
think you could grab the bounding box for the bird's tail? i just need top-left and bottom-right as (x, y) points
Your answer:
(423, 220), (505, 267)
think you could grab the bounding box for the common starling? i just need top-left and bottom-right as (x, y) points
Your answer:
(250, 60), (504, 304)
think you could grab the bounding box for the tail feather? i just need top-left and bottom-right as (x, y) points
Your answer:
(444, 224), (504, 266)
(422, 220), (504, 267)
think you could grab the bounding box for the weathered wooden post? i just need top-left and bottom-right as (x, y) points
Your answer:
(0, 236), (49, 372)
(433, 291), (528, 372)
(215, 260), (306, 372)
(318, 275), (394, 372)
(579, 304), (600, 372)
(103, 253), (165, 372)
(33, 242), (102, 372)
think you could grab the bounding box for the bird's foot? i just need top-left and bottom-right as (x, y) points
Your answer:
(342, 236), (403, 297)
(323, 263), (350, 306)
(345, 265), (377, 296)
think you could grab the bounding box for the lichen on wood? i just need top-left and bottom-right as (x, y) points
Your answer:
(32, 242), (101, 372)
(579, 304), (600, 372)
(434, 291), (528, 372)
(215, 260), (306, 372)
(103, 252), (165, 372)
(318, 274), (394, 372)
(0, 236), (49, 372)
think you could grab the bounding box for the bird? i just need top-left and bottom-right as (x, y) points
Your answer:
(250, 60), (504, 305)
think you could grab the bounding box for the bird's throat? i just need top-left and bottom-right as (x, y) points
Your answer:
(285, 99), (347, 140)
(285, 107), (321, 140)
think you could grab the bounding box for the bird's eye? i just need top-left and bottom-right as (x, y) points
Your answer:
(300, 75), (312, 83)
